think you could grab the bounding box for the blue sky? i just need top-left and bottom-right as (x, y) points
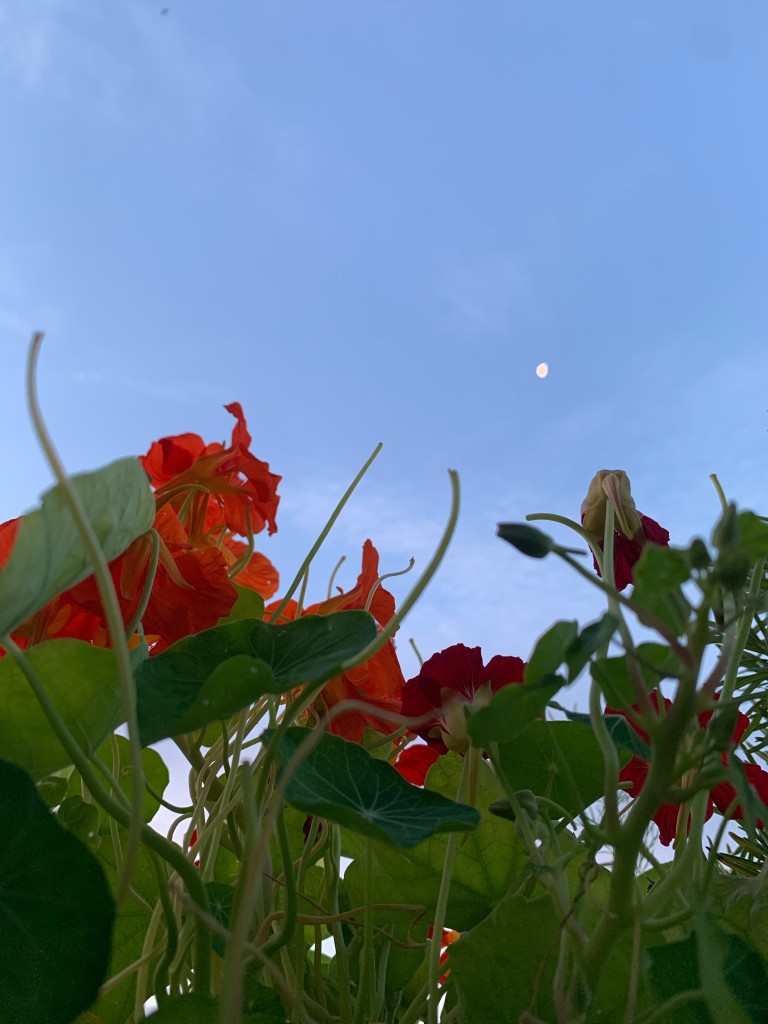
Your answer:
(2, 0), (768, 689)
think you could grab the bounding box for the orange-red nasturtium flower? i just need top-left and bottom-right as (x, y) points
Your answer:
(0, 517), (106, 653)
(0, 404), (280, 656)
(608, 692), (768, 846)
(396, 644), (526, 784)
(581, 469), (669, 591)
(267, 540), (406, 742)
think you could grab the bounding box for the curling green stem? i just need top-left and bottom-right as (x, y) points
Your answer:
(338, 470), (460, 674)
(149, 852), (179, 1005)
(26, 333), (145, 904)
(219, 763), (266, 1024)
(262, 810), (298, 957)
(325, 826), (352, 1022)
(709, 474), (728, 514)
(124, 528), (160, 639)
(271, 442), (383, 622)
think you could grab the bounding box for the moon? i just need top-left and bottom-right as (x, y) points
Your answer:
(535, 362), (549, 379)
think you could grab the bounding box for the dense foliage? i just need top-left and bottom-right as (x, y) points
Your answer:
(3, 337), (768, 1024)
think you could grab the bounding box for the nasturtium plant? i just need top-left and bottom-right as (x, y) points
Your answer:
(3, 376), (768, 1024)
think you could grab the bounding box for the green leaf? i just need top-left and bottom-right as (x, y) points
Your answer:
(0, 640), (124, 778)
(168, 655), (276, 741)
(710, 875), (768, 963)
(57, 795), (101, 851)
(204, 881), (235, 958)
(90, 838), (160, 1024)
(243, 976), (286, 1022)
(450, 891), (559, 1023)
(0, 758), (115, 1024)
(647, 912), (766, 1024)
(36, 772), (70, 809)
(525, 620), (578, 686)
(94, 734), (170, 822)
(136, 610), (377, 745)
(344, 754), (526, 932)
(494, 721), (607, 818)
(554, 707), (651, 759)
(736, 512), (768, 561)
(497, 522), (555, 558)
(565, 614), (618, 682)
(466, 675), (564, 747)
(632, 545), (692, 636)
(591, 642), (681, 707)
(269, 727), (479, 847)
(0, 458), (154, 636)
(217, 583), (265, 624)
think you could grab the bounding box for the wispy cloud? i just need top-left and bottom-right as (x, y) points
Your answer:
(0, 0), (78, 89)
(435, 251), (528, 335)
(68, 365), (216, 403)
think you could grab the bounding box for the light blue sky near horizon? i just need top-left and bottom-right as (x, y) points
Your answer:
(2, 0), (768, 688)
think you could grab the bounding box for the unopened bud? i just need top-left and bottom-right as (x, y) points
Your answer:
(497, 523), (555, 558)
(713, 503), (739, 550)
(581, 470), (642, 540)
(687, 538), (711, 571)
(489, 790), (540, 821)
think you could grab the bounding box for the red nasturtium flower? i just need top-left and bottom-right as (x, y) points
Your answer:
(397, 644), (526, 784)
(609, 693), (768, 846)
(581, 469), (669, 591)
(267, 540), (406, 742)
(0, 404), (280, 656)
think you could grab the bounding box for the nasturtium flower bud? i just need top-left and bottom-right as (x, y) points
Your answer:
(497, 522), (555, 558)
(687, 538), (711, 571)
(712, 503), (740, 551)
(581, 469), (642, 540)
(581, 469), (670, 591)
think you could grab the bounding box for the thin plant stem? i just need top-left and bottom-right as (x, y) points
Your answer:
(270, 442), (383, 622)
(352, 836), (377, 1024)
(426, 754), (471, 1024)
(26, 333), (145, 904)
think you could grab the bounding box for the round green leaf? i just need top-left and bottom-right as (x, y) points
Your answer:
(94, 734), (170, 822)
(0, 758), (115, 1024)
(494, 721), (606, 818)
(57, 795), (101, 851)
(344, 755), (525, 933)
(136, 611), (378, 746)
(269, 727), (479, 847)
(450, 891), (559, 1023)
(467, 675), (564, 747)
(0, 640), (123, 778)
